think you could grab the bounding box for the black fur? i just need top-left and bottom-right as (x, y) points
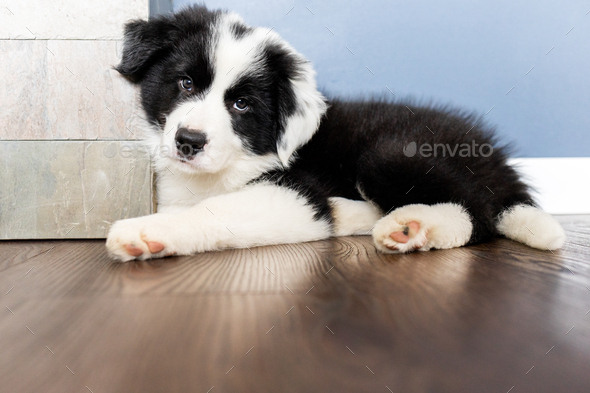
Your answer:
(277, 99), (533, 244)
(254, 169), (335, 222)
(230, 21), (252, 39)
(117, 6), (221, 125)
(223, 43), (300, 155)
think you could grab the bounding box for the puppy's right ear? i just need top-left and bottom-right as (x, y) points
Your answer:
(116, 19), (177, 83)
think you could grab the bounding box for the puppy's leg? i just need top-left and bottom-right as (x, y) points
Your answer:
(372, 203), (473, 253)
(496, 204), (565, 250)
(329, 197), (382, 236)
(106, 184), (331, 262)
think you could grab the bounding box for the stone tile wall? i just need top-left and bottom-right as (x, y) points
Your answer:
(1, 0), (148, 39)
(0, 40), (144, 140)
(0, 0), (153, 239)
(0, 141), (153, 239)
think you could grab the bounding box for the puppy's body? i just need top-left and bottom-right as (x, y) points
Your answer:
(106, 6), (565, 261)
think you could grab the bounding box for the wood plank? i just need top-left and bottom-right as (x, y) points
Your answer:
(0, 240), (57, 272)
(1, 216), (589, 392)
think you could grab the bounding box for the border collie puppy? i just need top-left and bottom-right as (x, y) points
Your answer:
(106, 5), (565, 261)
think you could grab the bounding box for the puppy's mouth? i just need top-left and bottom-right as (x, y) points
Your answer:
(170, 146), (210, 172)
(175, 154), (202, 166)
(175, 142), (206, 161)
(177, 157), (194, 165)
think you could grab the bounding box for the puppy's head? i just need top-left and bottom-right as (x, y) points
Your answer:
(117, 6), (326, 175)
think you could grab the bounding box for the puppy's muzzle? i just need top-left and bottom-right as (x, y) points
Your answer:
(175, 128), (208, 159)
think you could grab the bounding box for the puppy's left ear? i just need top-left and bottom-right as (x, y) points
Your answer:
(116, 18), (178, 83)
(276, 53), (327, 167)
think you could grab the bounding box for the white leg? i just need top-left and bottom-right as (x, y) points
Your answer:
(329, 197), (382, 236)
(372, 203), (473, 253)
(106, 184), (331, 261)
(496, 204), (565, 250)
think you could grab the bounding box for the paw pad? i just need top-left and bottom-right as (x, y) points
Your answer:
(373, 216), (429, 254)
(388, 221), (420, 244)
(147, 241), (165, 253)
(125, 244), (144, 257)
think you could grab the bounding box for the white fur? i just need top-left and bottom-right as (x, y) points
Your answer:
(107, 183), (331, 262)
(329, 197), (382, 236)
(155, 150), (281, 211)
(373, 203), (473, 253)
(274, 56), (327, 166)
(496, 205), (565, 250)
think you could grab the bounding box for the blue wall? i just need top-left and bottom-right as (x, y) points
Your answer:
(173, 0), (590, 157)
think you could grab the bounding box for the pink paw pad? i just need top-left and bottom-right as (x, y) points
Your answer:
(125, 244), (144, 256)
(147, 241), (165, 253)
(389, 221), (420, 243)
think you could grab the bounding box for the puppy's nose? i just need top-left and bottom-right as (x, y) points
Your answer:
(175, 128), (207, 158)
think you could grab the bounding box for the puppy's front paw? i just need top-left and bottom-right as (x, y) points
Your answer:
(106, 214), (181, 262)
(373, 217), (429, 254)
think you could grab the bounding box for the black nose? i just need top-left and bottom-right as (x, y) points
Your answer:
(175, 128), (208, 158)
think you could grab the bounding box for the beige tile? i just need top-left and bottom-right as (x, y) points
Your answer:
(0, 40), (149, 140)
(0, 141), (153, 239)
(0, 0), (149, 40)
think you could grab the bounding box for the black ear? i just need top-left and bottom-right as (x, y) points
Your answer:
(116, 18), (177, 83)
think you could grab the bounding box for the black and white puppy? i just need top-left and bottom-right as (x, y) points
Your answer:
(107, 5), (565, 261)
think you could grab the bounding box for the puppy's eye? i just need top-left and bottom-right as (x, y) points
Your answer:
(233, 98), (249, 112)
(179, 77), (193, 91)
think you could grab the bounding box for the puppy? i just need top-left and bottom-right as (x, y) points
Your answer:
(106, 5), (565, 261)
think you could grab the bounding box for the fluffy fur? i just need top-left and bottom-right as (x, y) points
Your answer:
(106, 5), (565, 261)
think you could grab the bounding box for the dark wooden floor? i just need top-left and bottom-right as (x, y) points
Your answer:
(1, 216), (589, 393)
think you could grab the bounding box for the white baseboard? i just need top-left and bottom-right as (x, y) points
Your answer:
(509, 158), (590, 215)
